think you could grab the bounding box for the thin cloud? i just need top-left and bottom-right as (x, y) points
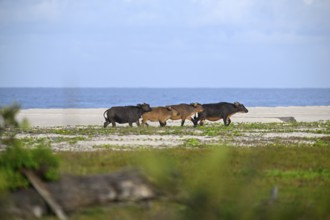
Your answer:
(0, 0), (61, 23)
(1, 0), (329, 88)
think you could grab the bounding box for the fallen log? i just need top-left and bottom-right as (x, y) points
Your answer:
(21, 169), (68, 220)
(2, 169), (156, 219)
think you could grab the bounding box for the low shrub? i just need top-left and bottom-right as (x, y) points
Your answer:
(0, 104), (60, 191)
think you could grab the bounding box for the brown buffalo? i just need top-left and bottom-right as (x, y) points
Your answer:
(142, 106), (179, 127)
(169, 103), (204, 126)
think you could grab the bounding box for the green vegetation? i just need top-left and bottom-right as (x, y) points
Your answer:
(3, 120), (328, 151)
(0, 104), (60, 191)
(314, 136), (330, 147)
(1, 104), (330, 219)
(10, 120), (330, 137)
(18, 136), (87, 146)
(55, 146), (330, 220)
(183, 138), (202, 147)
(0, 143), (60, 190)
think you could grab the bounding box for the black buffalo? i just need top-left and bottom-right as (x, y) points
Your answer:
(103, 103), (152, 127)
(193, 102), (248, 126)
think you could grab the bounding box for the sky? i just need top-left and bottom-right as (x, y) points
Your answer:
(0, 0), (330, 88)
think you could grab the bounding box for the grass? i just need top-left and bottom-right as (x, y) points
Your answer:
(18, 136), (87, 146)
(182, 138), (202, 147)
(314, 136), (330, 147)
(53, 145), (330, 220)
(4, 121), (329, 153)
(2, 121), (330, 219)
(11, 121), (330, 137)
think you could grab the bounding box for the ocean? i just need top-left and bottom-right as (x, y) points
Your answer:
(0, 88), (329, 109)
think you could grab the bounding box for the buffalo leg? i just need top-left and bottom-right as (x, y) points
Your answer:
(223, 116), (231, 126)
(104, 121), (110, 128)
(129, 122), (133, 127)
(192, 117), (198, 127)
(190, 117), (197, 127)
(199, 119), (205, 126)
(141, 119), (149, 127)
(181, 119), (185, 126)
(159, 121), (167, 127)
(136, 120), (141, 127)
(111, 121), (116, 127)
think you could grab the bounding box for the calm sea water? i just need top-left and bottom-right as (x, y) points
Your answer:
(0, 88), (329, 109)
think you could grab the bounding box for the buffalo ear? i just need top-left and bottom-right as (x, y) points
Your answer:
(166, 106), (172, 111)
(137, 104), (142, 108)
(190, 102), (197, 107)
(234, 102), (240, 107)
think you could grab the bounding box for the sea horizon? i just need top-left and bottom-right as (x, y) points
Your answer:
(1, 86), (330, 89)
(1, 87), (330, 109)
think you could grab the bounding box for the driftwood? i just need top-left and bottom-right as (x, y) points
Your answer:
(22, 169), (68, 220)
(2, 169), (156, 219)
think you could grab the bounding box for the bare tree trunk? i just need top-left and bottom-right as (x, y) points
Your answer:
(22, 169), (68, 220)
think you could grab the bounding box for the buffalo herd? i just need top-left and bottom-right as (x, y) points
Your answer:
(103, 102), (248, 128)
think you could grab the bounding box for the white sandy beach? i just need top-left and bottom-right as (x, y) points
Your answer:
(17, 106), (330, 127)
(11, 106), (330, 151)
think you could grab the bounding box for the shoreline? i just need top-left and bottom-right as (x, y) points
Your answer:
(16, 106), (330, 128)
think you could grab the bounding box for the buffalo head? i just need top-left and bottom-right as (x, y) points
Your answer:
(137, 103), (152, 112)
(190, 102), (204, 113)
(234, 102), (248, 113)
(166, 106), (180, 117)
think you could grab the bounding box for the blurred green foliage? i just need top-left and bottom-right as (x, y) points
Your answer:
(0, 104), (59, 192)
(0, 143), (60, 191)
(57, 145), (330, 220)
(1, 104), (329, 219)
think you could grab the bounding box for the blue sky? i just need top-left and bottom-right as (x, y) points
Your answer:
(1, 0), (329, 88)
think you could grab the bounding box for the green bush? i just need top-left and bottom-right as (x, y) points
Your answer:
(0, 104), (60, 191)
(0, 141), (60, 192)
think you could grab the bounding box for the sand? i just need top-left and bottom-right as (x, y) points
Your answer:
(10, 106), (330, 151)
(16, 106), (330, 128)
